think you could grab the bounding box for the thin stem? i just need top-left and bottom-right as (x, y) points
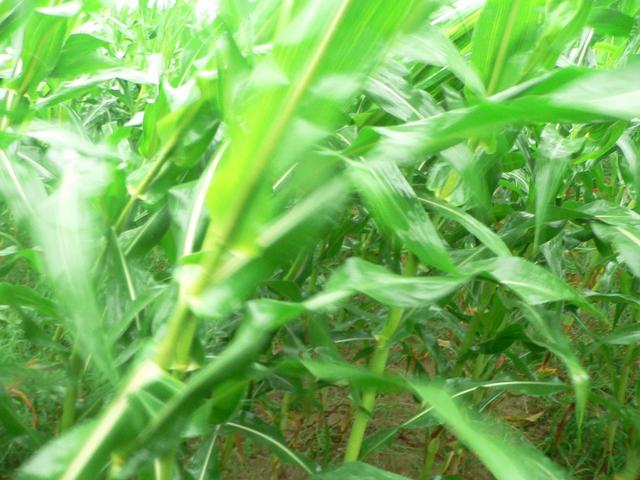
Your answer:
(421, 427), (443, 480)
(607, 344), (637, 453)
(153, 452), (175, 480)
(344, 254), (416, 461)
(59, 348), (84, 432)
(155, 298), (192, 370)
(113, 102), (204, 233)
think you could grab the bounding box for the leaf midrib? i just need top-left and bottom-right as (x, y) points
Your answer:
(487, 0), (521, 95)
(212, 0), (353, 258)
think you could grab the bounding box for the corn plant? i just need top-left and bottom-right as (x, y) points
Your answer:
(1, 0), (640, 478)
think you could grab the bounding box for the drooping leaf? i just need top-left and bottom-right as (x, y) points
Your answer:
(420, 196), (512, 257)
(351, 63), (640, 169)
(519, 304), (589, 427)
(532, 126), (583, 249)
(400, 26), (485, 95)
(225, 416), (317, 474)
(464, 256), (588, 307)
(348, 159), (456, 272)
(412, 381), (571, 480)
(361, 379), (568, 459)
(600, 324), (640, 346)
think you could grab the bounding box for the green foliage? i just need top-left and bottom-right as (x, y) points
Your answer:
(0, 0), (639, 479)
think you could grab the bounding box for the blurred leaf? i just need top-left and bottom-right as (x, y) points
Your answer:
(0, 283), (56, 317)
(11, 1), (81, 95)
(206, 0), (439, 255)
(400, 26), (485, 95)
(50, 33), (116, 80)
(32, 361), (184, 479)
(365, 60), (437, 121)
(361, 378), (568, 459)
(17, 421), (96, 480)
(297, 358), (570, 479)
(471, 0), (539, 94)
(589, 7), (635, 37)
(0, 147), (116, 380)
(617, 132), (640, 199)
(207, 379), (246, 425)
(0, 0), (32, 46)
(525, 0), (591, 75)
(0, 389), (42, 447)
(601, 324), (640, 345)
(36, 64), (162, 110)
(352, 63), (640, 169)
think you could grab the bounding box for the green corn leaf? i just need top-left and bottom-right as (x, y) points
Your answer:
(322, 257), (465, 307)
(0, 0), (32, 47)
(571, 201), (640, 277)
(348, 159), (456, 273)
(361, 379), (568, 459)
(400, 26), (485, 96)
(576, 201), (640, 227)
(617, 132), (640, 197)
(216, 26), (252, 121)
(0, 147), (117, 381)
(225, 416), (317, 474)
(17, 421), (97, 480)
(29, 360), (184, 480)
(301, 359), (570, 479)
(398, 28), (486, 97)
(362, 66), (490, 212)
(185, 430), (219, 480)
(412, 381), (571, 480)
(50, 33), (117, 80)
(35, 64), (162, 110)
(533, 126), (583, 249)
(0, 283), (56, 317)
(365, 60), (438, 122)
(352, 63), (640, 169)
(589, 7), (636, 37)
(519, 304), (589, 428)
(600, 324), (640, 345)
(591, 223), (640, 277)
(471, 0), (539, 94)
(464, 256), (588, 307)
(419, 195), (512, 257)
(524, 0), (591, 76)
(10, 1), (80, 96)
(206, 0), (439, 255)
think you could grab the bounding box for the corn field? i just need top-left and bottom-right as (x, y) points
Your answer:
(1, 0), (640, 478)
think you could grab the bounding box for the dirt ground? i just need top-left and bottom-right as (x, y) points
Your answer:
(223, 382), (554, 479)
